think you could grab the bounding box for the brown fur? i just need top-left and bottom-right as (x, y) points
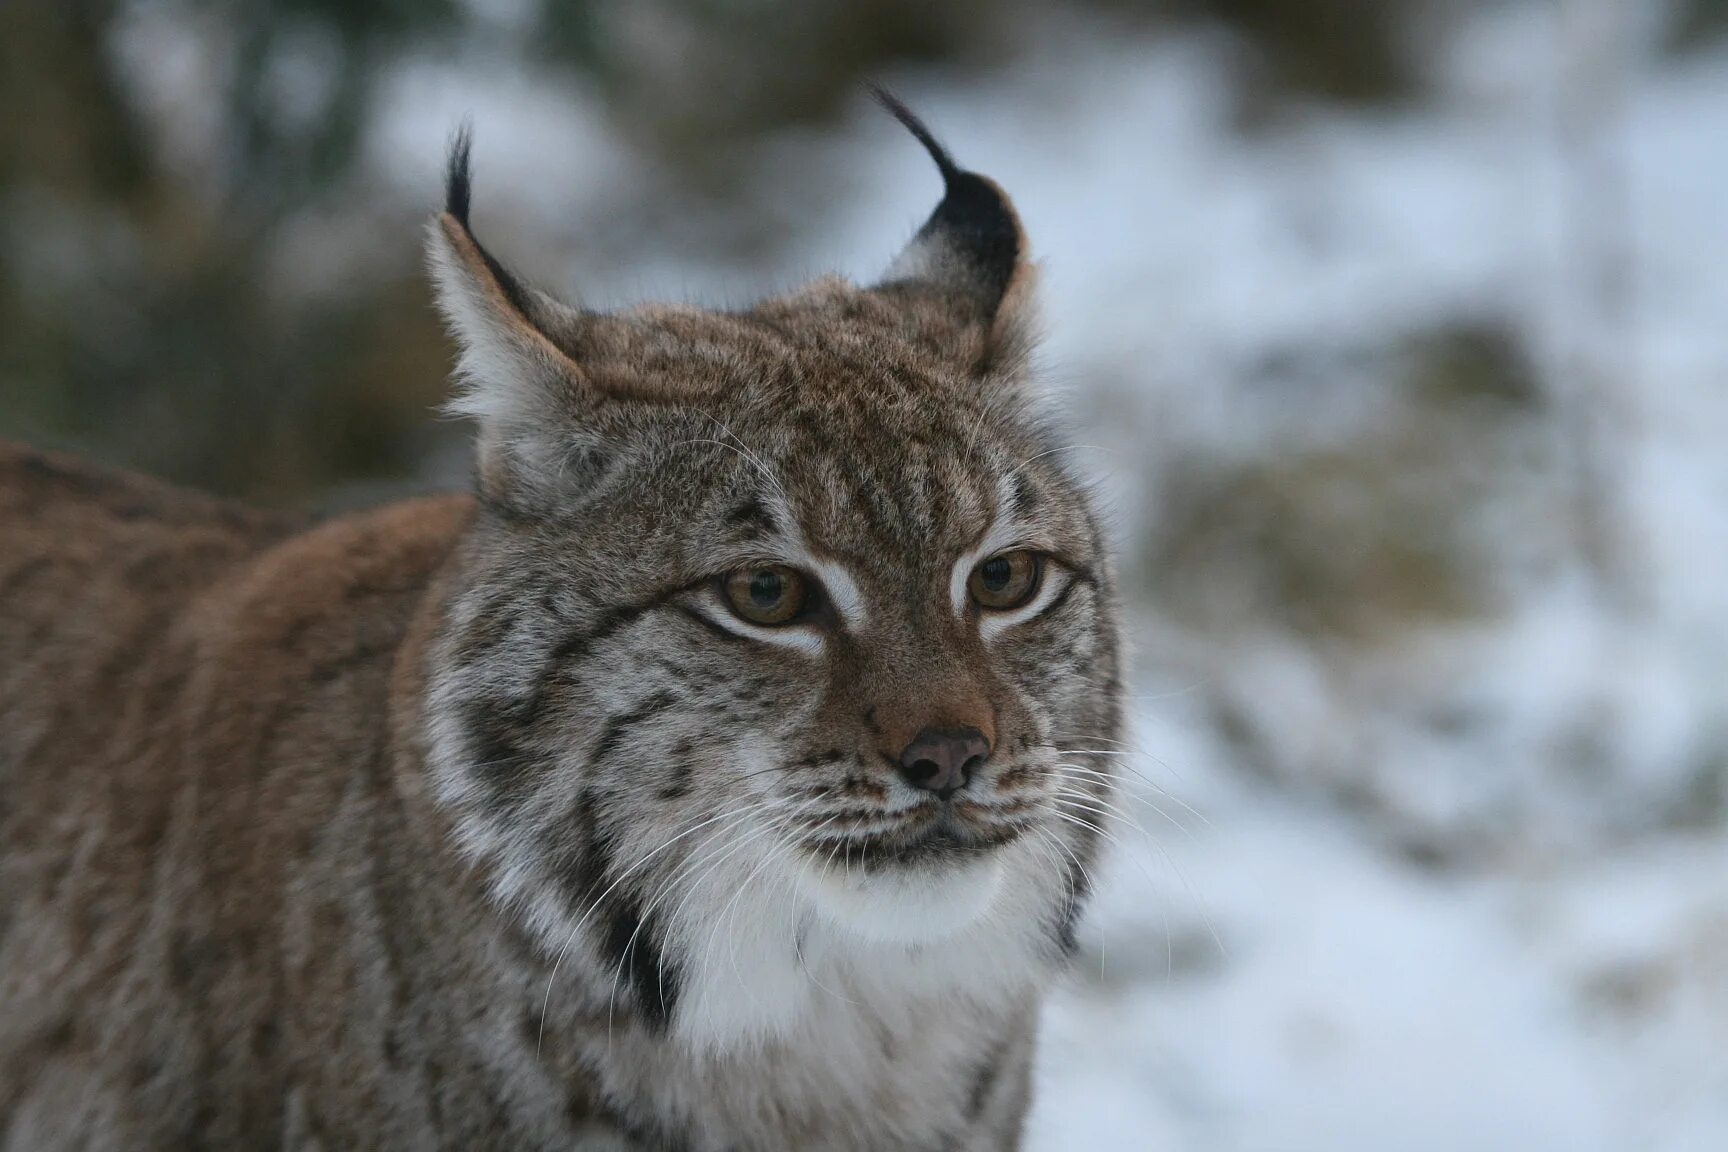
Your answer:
(1, 104), (1120, 1150)
(0, 445), (539, 1147)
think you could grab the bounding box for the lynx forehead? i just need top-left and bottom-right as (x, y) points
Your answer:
(0, 92), (1122, 1151)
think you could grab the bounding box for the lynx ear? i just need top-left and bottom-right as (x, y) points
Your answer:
(425, 126), (590, 428)
(871, 87), (1034, 356)
(427, 128), (618, 505)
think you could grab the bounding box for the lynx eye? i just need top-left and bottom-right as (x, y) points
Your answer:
(968, 550), (1042, 611)
(721, 564), (809, 626)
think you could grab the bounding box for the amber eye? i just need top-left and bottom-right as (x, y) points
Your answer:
(968, 550), (1042, 611)
(722, 564), (809, 626)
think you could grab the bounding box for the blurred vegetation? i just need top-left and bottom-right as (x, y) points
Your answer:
(0, 0), (478, 505)
(1, 0), (1028, 506)
(2, 0), (1665, 509)
(1170, 0), (1428, 113)
(1668, 0), (1728, 52)
(1141, 319), (1554, 645)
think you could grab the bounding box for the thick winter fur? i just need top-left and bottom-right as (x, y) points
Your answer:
(0, 100), (1121, 1150)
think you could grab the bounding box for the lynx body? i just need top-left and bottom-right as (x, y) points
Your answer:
(0, 101), (1121, 1150)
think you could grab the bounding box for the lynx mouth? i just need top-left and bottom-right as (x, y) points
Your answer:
(803, 802), (1031, 870)
(790, 804), (1018, 943)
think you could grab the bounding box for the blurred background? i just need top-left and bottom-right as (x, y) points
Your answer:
(5, 0), (1728, 1146)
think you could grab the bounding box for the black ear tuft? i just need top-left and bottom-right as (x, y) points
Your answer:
(869, 84), (960, 184)
(436, 121), (533, 318)
(445, 121), (474, 227)
(870, 87), (1023, 317)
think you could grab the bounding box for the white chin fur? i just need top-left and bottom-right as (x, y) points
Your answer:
(793, 850), (1006, 945)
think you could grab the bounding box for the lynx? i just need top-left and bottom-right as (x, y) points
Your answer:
(0, 94), (1121, 1150)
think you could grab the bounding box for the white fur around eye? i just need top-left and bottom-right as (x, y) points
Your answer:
(978, 562), (1071, 642)
(693, 596), (825, 656)
(807, 558), (866, 631)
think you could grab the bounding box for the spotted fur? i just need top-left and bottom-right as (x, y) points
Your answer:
(0, 99), (1121, 1150)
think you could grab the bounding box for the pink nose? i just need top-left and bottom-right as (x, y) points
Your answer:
(897, 727), (990, 799)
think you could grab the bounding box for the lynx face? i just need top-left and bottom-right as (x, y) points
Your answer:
(423, 103), (1119, 1049)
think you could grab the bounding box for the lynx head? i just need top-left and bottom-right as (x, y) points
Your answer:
(423, 93), (1120, 1048)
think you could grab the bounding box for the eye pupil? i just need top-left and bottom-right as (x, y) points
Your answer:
(749, 570), (783, 606)
(981, 558), (1012, 591)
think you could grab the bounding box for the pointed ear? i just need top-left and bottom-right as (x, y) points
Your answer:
(870, 88), (1036, 367)
(425, 126), (588, 425)
(426, 127), (608, 506)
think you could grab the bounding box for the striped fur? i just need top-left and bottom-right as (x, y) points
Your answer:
(0, 104), (1121, 1150)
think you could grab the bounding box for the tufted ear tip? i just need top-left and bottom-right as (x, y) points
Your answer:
(870, 86), (1027, 322)
(424, 124), (589, 431)
(868, 84), (961, 184)
(445, 120), (475, 227)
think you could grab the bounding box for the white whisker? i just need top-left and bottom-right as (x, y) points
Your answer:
(538, 796), (785, 1056)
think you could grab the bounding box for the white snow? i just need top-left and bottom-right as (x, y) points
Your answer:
(1030, 694), (1728, 1149)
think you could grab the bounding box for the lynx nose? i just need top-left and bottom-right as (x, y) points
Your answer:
(897, 727), (990, 800)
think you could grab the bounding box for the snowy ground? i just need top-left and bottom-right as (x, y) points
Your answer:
(1030, 684), (1728, 1151)
(357, 5), (1728, 1146)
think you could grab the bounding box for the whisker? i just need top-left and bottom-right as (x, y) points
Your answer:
(1029, 827), (1121, 984)
(1050, 797), (1227, 964)
(538, 796), (785, 1056)
(1056, 764), (1208, 840)
(1053, 754), (1214, 830)
(1006, 443), (1115, 483)
(608, 809), (805, 1049)
(1034, 821), (1098, 896)
(668, 439), (790, 506)
(686, 406), (790, 498)
(793, 830), (862, 1008)
(656, 807), (804, 1000)
(605, 809), (802, 1049)
(705, 813), (819, 1000)
(1055, 733), (1200, 789)
(1050, 784), (1196, 862)
(659, 811), (791, 956)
